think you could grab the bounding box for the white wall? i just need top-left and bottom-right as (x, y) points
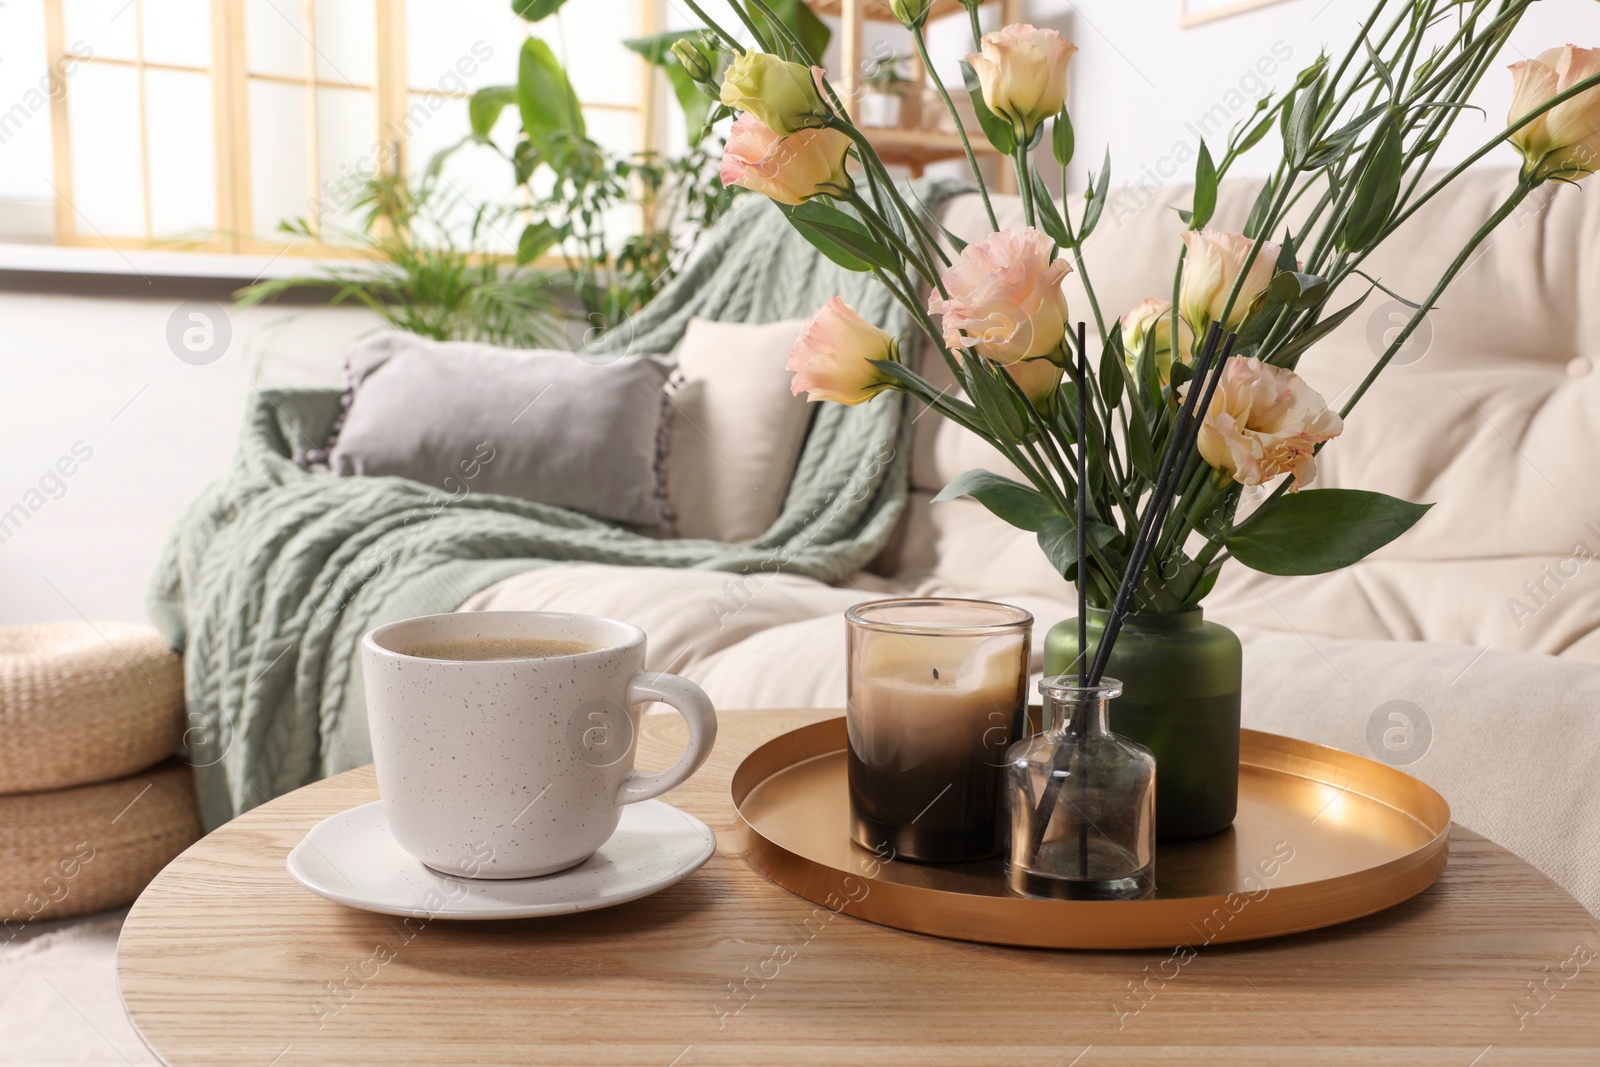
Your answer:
(1013, 0), (1600, 192)
(0, 288), (379, 627)
(674, 1), (1600, 192)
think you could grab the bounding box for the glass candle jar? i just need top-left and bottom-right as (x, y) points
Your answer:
(1006, 677), (1155, 900)
(845, 598), (1032, 864)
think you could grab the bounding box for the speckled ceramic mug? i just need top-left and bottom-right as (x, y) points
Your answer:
(362, 611), (717, 879)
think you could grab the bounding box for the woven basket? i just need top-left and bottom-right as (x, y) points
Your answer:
(0, 622), (185, 795)
(0, 759), (202, 929)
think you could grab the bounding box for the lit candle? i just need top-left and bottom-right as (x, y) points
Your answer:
(845, 599), (1032, 864)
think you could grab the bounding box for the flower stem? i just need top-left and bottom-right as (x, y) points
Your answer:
(911, 27), (998, 231)
(679, 0), (745, 54)
(847, 189), (938, 288)
(1340, 181), (1529, 416)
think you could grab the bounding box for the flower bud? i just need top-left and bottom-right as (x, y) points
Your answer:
(671, 38), (715, 86)
(889, 0), (933, 29)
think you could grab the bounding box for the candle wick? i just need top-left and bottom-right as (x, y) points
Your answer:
(932, 667), (940, 680)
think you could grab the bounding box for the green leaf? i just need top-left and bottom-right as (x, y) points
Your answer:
(1266, 270), (1328, 311)
(1101, 331), (1158, 481)
(1287, 76), (1322, 167)
(775, 202), (874, 272)
(1037, 517), (1121, 579)
(781, 199), (901, 274)
(516, 220), (564, 264)
(961, 60), (1016, 154)
(512, 0), (568, 19)
(1243, 176), (1275, 239)
(1278, 87), (1298, 150)
(874, 360), (976, 419)
(1303, 102), (1386, 168)
(908, 183), (969, 254)
(1268, 291), (1368, 367)
(1338, 121), (1403, 253)
(1225, 489), (1431, 576)
(1276, 229), (1298, 273)
(1364, 40), (1396, 97)
(1079, 149), (1111, 240)
(1052, 109), (1074, 169)
(1234, 111), (1275, 155)
(1126, 400), (1157, 482)
(966, 361), (1030, 441)
(517, 38), (585, 140)
(512, 138), (540, 185)
(1030, 170), (1071, 247)
(1097, 334), (1123, 409)
(1134, 327), (1162, 414)
(1350, 268), (1421, 308)
(933, 469), (1057, 532)
(469, 85), (518, 139)
(1191, 142), (1217, 229)
(751, 0), (832, 63)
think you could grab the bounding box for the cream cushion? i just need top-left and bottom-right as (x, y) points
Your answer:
(668, 317), (813, 543)
(466, 168), (1600, 916)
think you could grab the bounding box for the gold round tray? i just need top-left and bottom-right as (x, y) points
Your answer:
(732, 717), (1451, 949)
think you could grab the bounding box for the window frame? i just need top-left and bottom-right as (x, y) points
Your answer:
(39, 0), (661, 257)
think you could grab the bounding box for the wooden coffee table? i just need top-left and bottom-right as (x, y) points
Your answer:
(119, 709), (1600, 1066)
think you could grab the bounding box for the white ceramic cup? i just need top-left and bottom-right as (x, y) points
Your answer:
(361, 611), (717, 879)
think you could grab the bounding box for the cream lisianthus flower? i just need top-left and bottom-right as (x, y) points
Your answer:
(1508, 45), (1600, 184)
(719, 52), (831, 137)
(1187, 356), (1343, 490)
(966, 25), (1077, 141)
(719, 114), (852, 206)
(1119, 298), (1195, 386)
(929, 227), (1071, 365)
(787, 297), (899, 405)
(1178, 228), (1281, 344)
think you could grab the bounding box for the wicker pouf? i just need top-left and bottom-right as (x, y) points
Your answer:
(0, 621), (185, 795)
(0, 759), (202, 929)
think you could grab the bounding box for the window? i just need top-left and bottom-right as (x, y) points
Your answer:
(14, 0), (658, 255)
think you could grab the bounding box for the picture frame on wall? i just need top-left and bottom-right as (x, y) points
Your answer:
(1178, 0), (1290, 26)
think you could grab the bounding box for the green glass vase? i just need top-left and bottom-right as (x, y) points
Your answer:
(1043, 607), (1241, 841)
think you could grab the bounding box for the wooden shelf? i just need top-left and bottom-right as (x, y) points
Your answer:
(861, 126), (999, 167)
(815, 0), (1020, 190)
(806, 0), (987, 20)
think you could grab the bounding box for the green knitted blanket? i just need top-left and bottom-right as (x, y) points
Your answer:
(150, 183), (958, 828)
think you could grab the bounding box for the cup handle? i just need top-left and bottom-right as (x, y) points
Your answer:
(616, 671), (718, 804)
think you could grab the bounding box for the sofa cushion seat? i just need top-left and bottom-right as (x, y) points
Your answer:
(461, 564), (883, 676)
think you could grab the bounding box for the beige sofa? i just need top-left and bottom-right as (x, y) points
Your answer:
(464, 167), (1600, 915)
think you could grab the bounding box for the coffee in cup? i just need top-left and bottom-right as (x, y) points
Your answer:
(362, 611), (717, 879)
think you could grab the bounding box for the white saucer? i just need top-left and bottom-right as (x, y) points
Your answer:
(286, 799), (716, 919)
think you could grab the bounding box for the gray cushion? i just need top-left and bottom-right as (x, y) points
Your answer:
(323, 332), (674, 530)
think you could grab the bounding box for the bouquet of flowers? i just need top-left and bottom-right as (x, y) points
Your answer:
(671, 0), (1599, 622)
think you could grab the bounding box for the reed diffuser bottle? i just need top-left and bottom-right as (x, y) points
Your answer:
(1006, 677), (1155, 900)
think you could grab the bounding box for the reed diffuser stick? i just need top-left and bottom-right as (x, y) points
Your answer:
(1029, 324), (1233, 858)
(1074, 320), (1089, 879)
(1075, 320), (1088, 687)
(1086, 330), (1237, 686)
